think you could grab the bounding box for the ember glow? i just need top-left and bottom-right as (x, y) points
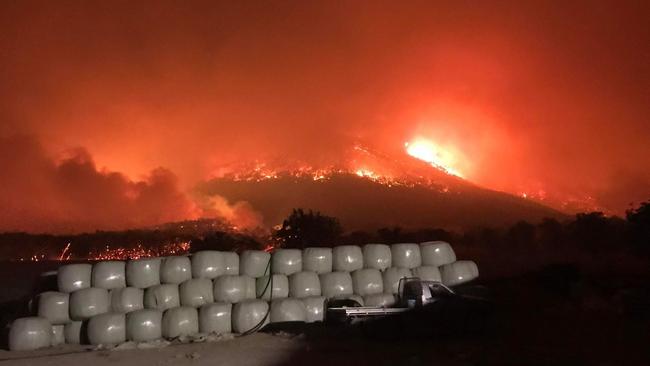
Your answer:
(404, 139), (464, 178)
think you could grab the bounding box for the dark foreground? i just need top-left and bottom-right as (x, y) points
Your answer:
(1, 264), (649, 366)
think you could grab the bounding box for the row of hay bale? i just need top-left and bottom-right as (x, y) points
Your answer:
(9, 241), (478, 351)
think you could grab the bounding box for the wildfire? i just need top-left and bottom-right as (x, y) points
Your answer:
(404, 139), (464, 178)
(90, 241), (191, 261)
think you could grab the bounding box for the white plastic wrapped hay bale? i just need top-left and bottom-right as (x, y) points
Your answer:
(420, 241), (456, 266)
(87, 313), (126, 346)
(92, 261), (126, 289)
(110, 287), (144, 313)
(9, 317), (52, 351)
(199, 303), (232, 334)
(289, 271), (321, 298)
(363, 293), (396, 307)
(240, 250), (270, 278)
(232, 299), (269, 334)
(332, 245), (363, 272)
(363, 244), (392, 270)
(126, 257), (161, 288)
(391, 243), (421, 269)
(37, 291), (70, 325)
(301, 296), (326, 323)
(302, 247), (332, 274)
(244, 275), (256, 299)
(270, 298), (306, 323)
(144, 284), (180, 311)
(319, 271), (353, 298)
(440, 260), (479, 286)
(160, 256), (192, 284)
(213, 275), (255, 303)
(179, 278), (214, 307)
(382, 267), (412, 295)
(191, 251), (225, 279)
(162, 307), (199, 339)
(126, 309), (162, 342)
(69, 287), (110, 320)
(256, 274), (289, 300)
(64, 321), (83, 344)
(57, 263), (92, 293)
(223, 252), (239, 275)
(271, 249), (302, 275)
(412, 266), (442, 282)
(51, 325), (65, 346)
(351, 269), (383, 296)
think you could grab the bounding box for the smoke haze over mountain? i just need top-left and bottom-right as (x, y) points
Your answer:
(1, 1), (648, 232)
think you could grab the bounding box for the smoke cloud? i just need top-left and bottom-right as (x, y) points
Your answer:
(0, 135), (262, 233)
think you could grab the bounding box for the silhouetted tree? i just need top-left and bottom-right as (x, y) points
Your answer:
(537, 218), (564, 248)
(274, 209), (343, 249)
(377, 226), (404, 243)
(626, 201), (650, 256)
(568, 211), (625, 252)
(507, 221), (536, 248)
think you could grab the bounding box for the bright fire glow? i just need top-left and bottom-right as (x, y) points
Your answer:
(404, 139), (464, 178)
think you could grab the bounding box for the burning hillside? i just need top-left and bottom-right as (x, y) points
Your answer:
(197, 141), (565, 231)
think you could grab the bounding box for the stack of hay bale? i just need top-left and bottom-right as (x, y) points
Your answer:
(8, 241), (477, 351)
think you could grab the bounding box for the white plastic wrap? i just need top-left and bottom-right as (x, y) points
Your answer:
(440, 260), (479, 287)
(179, 278), (214, 307)
(51, 325), (65, 346)
(302, 247), (332, 274)
(270, 298), (306, 323)
(87, 313), (126, 346)
(244, 275), (256, 299)
(391, 243), (422, 269)
(351, 269), (383, 296)
(143, 284), (180, 311)
(162, 307), (199, 339)
(288, 271), (321, 298)
(411, 266), (442, 282)
(69, 287), (110, 320)
(92, 261), (126, 289)
(240, 250), (270, 278)
(199, 302), (232, 334)
(9, 317), (52, 351)
(382, 267), (413, 294)
(191, 251), (225, 279)
(420, 241), (456, 266)
(255, 274), (289, 300)
(271, 249), (302, 275)
(301, 296), (326, 323)
(362, 244), (392, 270)
(160, 256), (192, 284)
(126, 258), (161, 289)
(126, 309), (162, 342)
(332, 245), (363, 272)
(37, 291), (70, 325)
(223, 252), (240, 275)
(110, 287), (144, 313)
(363, 293), (396, 307)
(319, 271), (353, 298)
(57, 263), (92, 293)
(64, 321), (83, 344)
(213, 275), (255, 303)
(232, 299), (269, 334)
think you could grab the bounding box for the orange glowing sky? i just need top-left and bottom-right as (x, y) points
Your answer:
(0, 1), (649, 232)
